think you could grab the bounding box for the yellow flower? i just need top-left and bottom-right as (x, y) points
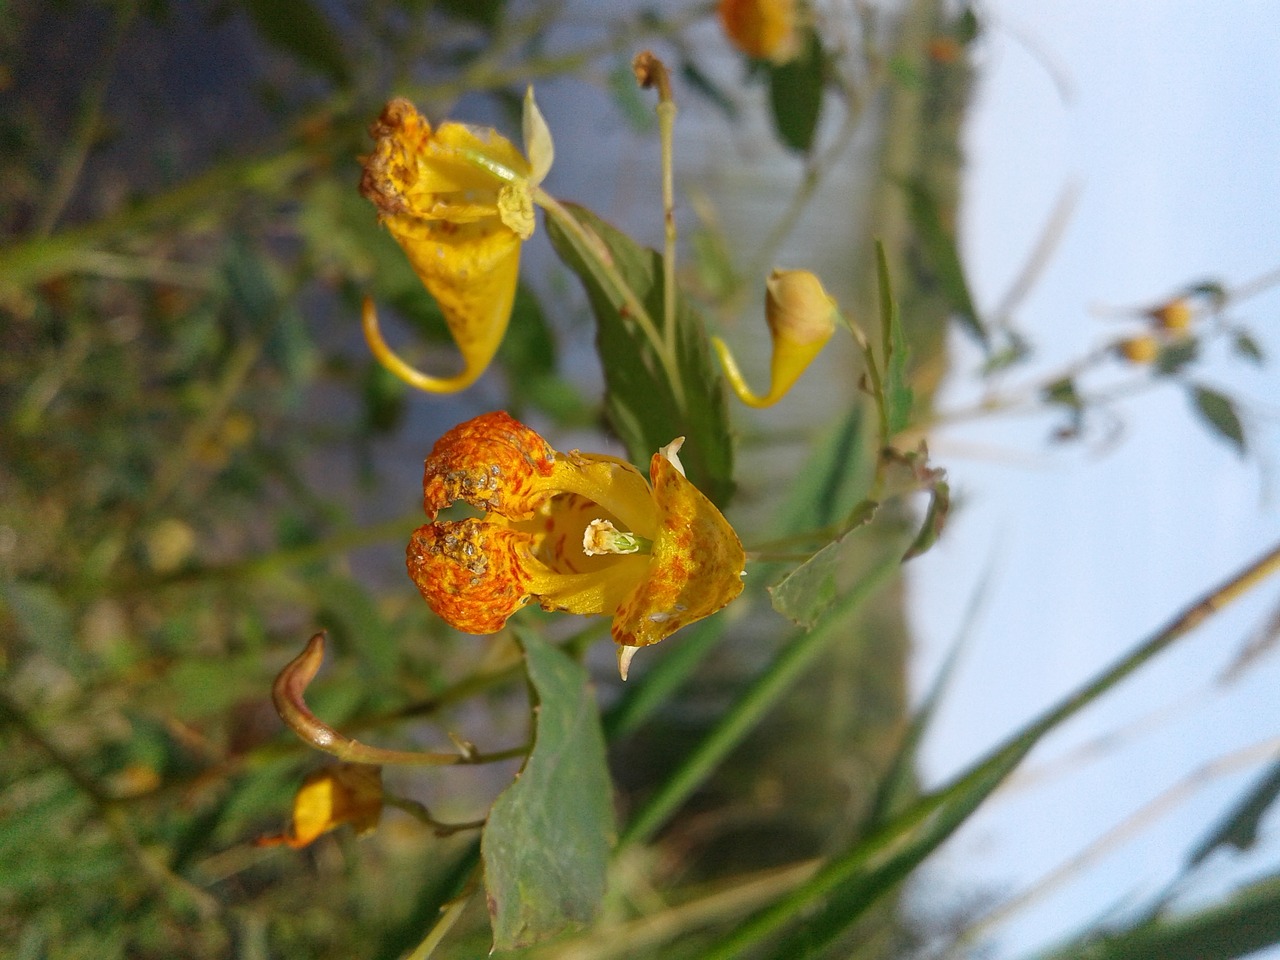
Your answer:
(718, 0), (801, 64)
(713, 268), (838, 408)
(1148, 297), (1194, 335)
(1115, 334), (1160, 365)
(360, 89), (554, 393)
(406, 412), (745, 679)
(256, 763), (383, 849)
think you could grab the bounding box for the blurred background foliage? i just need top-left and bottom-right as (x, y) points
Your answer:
(2, 1), (1277, 959)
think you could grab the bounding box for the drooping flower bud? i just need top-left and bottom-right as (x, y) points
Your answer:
(714, 268), (839, 408)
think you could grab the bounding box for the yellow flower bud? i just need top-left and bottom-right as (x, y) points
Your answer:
(714, 268), (838, 408)
(256, 763), (383, 849)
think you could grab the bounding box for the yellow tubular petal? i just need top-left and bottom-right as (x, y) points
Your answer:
(612, 450), (745, 651)
(363, 297), (483, 394)
(369, 216), (521, 392)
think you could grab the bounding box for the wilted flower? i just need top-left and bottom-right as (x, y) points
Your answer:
(717, 0), (801, 64)
(256, 763), (383, 849)
(406, 412), (745, 679)
(713, 268), (838, 407)
(360, 89), (554, 392)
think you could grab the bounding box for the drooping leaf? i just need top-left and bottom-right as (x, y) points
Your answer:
(904, 177), (988, 349)
(876, 242), (914, 435)
(768, 29), (825, 153)
(242, 0), (350, 86)
(902, 479), (950, 561)
(483, 631), (614, 950)
(680, 59), (740, 122)
(769, 502), (896, 628)
(544, 203), (735, 504)
(1036, 873), (1280, 960)
(1190, 385), (1246, 455)
(1155, 337), (1200, 376)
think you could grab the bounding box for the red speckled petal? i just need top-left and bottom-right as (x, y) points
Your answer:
(421, 411), (556, 519)
(406, 518), (534, 633)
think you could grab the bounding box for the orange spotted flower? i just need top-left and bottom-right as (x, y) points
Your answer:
(407, 412), (745, 679)
(256, 763), (383, 849)
(360, 89), (554, 392)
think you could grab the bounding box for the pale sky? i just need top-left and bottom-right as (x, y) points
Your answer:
(911, 2), (1280, 956)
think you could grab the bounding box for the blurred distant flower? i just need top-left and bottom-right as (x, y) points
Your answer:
(360, 89), (554, 392)
(1115, 334), (1160, 365)
(1148, 297), (1194, 335)
(406, 412), (744, 679)
(713, 268), (838, 407)
(718, 0), (801, 63)
(256, 763), (383, 849)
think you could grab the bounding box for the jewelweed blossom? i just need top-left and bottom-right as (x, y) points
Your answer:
(360, 89), (554, 392)
(256, 763), (383, 849)
(713, 268), (838, 408)
(717, 0), (800, 63)
(407, 412), (745, 679)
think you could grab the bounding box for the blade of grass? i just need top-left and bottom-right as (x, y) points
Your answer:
(701, 539), (1280, 959)
(619, 550), (902, 848)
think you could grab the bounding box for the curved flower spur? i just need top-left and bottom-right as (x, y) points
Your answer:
(407, 412), (746, 679)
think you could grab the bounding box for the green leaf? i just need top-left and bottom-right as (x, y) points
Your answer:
(1155, 337), (1200, 376)
(0, 579), (74, 660)
(904, 177), (988, 349)
(1190, 385), (1246, 455)
(483, 632), (614, 950)
(769, 515), (883, 628)
(876, 242), (914, 434)
(544, 203), (735, 504)
(768, 29), (825, 153)
(242, 0), (350, 86)
(1232, 330), (1265, 364)
(680, 60), (740, 122)
(1188, 759), (1280, 867)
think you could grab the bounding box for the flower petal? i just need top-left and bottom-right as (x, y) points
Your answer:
(523, 86), (555, 186)
(611, 450), (745, 650)
(422, 411), (557, 519)
(407, 518), (534, 633)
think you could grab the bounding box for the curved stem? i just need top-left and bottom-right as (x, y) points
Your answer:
(273, 634), (528, 767)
